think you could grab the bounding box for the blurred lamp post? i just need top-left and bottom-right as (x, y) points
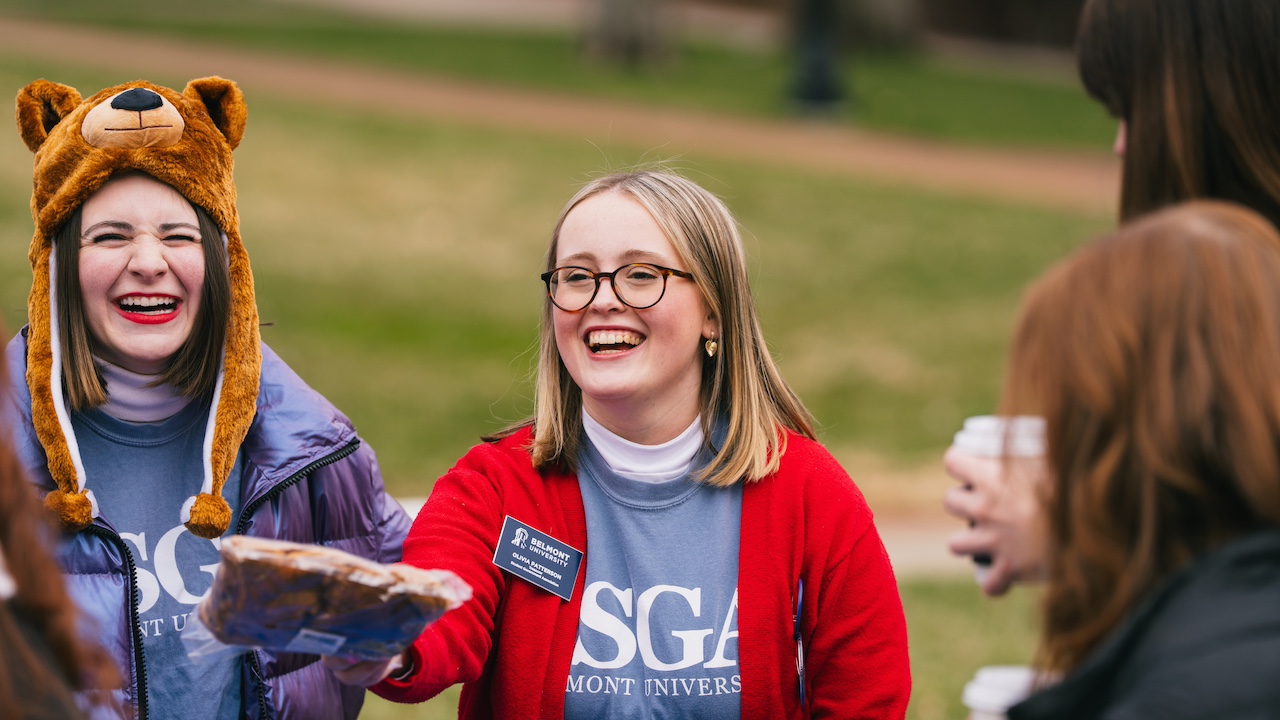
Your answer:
(586, 0), (673, 68)
(789, 0), (845, 114)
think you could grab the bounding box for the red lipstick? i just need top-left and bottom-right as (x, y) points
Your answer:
(113, 294), (181, 325)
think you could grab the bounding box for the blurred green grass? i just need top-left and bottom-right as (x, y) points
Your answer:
(0, 19), (1066, 719)
(0, 56), (1108, 490)
(0, 0), (1117, 150)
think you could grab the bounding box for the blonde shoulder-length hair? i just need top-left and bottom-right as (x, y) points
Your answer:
(511, 170), (815, 487)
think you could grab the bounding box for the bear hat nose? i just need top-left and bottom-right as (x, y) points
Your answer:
(111, 88), (164, 112)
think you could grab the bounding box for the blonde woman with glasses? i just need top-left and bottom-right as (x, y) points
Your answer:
(328, 170), (912, 719)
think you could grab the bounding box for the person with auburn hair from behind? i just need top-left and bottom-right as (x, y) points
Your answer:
(0, 324), (119, 718)
(995, 202), (1280, 718)
(944, 0), (1280, 595)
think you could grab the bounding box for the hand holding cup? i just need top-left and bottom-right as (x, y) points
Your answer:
(942, 416), (1048, 596)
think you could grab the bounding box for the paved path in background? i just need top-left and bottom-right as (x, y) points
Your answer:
(272, 0), (781, 48)
(0, 15), (1118, 216)
(0, 14), (1058, 575)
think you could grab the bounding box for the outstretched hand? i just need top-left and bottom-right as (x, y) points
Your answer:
(322, 652), (408, 687)
(941, 446), (1047, 596)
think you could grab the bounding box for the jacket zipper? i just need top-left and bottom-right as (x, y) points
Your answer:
(85, 525), (150, 720)
(234, 438), (362, 719)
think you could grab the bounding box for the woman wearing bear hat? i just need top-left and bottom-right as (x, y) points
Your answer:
(4, 77), (411, 719)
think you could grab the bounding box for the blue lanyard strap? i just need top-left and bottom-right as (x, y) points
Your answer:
(794, 578), (807, 708)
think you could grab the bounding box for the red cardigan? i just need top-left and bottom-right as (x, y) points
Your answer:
(374, 428), (911, 718)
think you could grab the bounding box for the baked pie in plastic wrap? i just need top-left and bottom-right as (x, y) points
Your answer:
(185, 535), (470, 661)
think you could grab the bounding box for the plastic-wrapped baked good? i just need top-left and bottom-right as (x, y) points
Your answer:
(197, 536), (470, 660)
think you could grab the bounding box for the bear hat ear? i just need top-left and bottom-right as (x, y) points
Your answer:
(15, 80), (83, 153)
(183, 77), (246, 150)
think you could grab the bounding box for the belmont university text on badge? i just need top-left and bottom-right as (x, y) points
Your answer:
(493, 516), (583, 601)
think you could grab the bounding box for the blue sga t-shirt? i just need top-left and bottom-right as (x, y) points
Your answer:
(72, 398), (243, 719)
(566, 435), (743, 720)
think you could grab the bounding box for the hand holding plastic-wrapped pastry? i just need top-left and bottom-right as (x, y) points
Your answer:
(197, 536), (470, 661)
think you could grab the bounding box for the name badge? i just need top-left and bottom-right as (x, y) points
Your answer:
(492, 516), (583, 601)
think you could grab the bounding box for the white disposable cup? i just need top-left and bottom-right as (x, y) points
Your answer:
(952, 415), (1046, 458)
(951, 415), (1045, 584)
(962, 665), (1037, 720)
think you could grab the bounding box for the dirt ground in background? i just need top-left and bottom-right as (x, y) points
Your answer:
(0, 16), (1119, 217)
(270, 0), (782, 48)
(0, 13), (1081, 574)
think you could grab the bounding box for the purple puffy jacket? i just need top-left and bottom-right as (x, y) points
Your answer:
(5, 333), (413, 719)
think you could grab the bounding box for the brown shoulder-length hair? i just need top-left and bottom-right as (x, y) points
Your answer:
(497, 170), (815, 487)
(0, 333), (119, 713)
(1077, 0), (1280, 227)
(1001, 201), (1280, 673)
(54, 173), (231, 411)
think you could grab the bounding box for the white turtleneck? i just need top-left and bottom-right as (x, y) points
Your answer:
(581, 410), (704, 484)
(95, 358), (192, 423)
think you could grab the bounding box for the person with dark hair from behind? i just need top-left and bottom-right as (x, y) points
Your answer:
(1001, 202), (1280, 718)
(943, 0), (1280, 595)
(1078, 0), (1280, 229)
(0, 325), (119, 719)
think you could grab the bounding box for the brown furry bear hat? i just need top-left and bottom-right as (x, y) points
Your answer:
(15, 77), (261, 539)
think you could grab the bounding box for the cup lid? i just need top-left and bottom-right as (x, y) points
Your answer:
(962, 665), (1037, 712)
(953, 415), (1046, 457)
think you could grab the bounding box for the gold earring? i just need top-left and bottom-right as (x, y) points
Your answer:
(705, 338), (718, 358)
